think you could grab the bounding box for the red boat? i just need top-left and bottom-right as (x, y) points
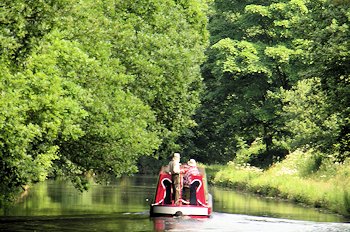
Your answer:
(150, 165), (212, 217)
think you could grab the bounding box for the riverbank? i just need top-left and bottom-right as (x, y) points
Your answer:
(206, 149), (350, 218)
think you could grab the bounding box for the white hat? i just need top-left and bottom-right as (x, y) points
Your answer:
(173, 153), (180, 160)
(188, 159), (196, 167)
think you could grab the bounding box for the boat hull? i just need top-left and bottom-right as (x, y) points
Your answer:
(151, 205), (211, 217)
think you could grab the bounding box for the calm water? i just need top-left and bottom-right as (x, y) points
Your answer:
(0, 176), (349, 231)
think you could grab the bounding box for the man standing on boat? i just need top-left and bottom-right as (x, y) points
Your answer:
(169, 152), (181, 205)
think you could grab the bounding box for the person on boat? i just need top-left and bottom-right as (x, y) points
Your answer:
(183, 159), (200, 205)
(168, 152), (181, 205)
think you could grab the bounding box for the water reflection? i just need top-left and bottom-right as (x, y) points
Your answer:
(152, 216), (209, 232)
(0, 176), (349, 232)
(0, 213), (153, 232)
(1, 177), (155, 217)
(211, 187), (345, 222)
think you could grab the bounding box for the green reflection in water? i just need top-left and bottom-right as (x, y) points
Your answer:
(0, 176), (158, 231)
(211, 186), (346, 222)
(1, 176), (157, 217)
(0, 214), (154, 231)
(1, 176), (347, 232)
(0, 214), (154, 232)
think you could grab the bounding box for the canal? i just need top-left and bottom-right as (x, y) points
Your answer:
(0, 176), (349, 231)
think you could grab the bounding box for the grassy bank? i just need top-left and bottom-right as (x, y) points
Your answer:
(207, 149), (350, 217)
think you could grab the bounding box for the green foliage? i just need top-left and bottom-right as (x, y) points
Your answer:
(0, 0), (209, 203)
(211, 39), (270, 77)
(210, 153), (350, 216)
(109, 0), (209, 156)
(0, 59), (87, 203)
(304, 0), (350, 161)
(186, 0), (350, 171)
(281, 77), (343, 152)
(269, 149), (324, 177)
(184, 0), (308, 165)
(234, 137), (265, 165)
(0, 0), (70, 65)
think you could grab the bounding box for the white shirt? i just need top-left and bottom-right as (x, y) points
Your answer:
(169, 159), (180, 174)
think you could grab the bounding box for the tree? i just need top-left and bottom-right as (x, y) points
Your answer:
(109, 0), (209, 157)
(0, 0), (210, 204)
(0, 49), (89, 203)
(0, 0), (70, 66)
(281, 0), (350, 161)
(281, 78), (342, 154)
(0, 0), (90, 205)
(185, 0), (308, 166)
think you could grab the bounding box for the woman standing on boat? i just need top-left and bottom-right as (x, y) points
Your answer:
(183, 159), (200, 205)
(168, 153), (181, 205)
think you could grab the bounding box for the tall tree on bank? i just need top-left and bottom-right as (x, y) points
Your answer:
(184, 0), (309, 165)
(281, 0), (350, 162)
(110, 0), (209, 156)
(0, 0), (91, 204)
(185, 0), (350, 167)
(0, 0), (209, 204)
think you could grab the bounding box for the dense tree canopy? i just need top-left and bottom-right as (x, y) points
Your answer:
(287, 0), (350, 161)
(183, 0), (308, 164)
(182, 0), (350, 167)
(0, 0), (209, 204)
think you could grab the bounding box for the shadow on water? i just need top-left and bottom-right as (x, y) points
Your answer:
(1, 176), (349, 231)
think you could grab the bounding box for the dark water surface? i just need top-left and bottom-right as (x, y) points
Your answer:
(1, 176), (349, 231)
